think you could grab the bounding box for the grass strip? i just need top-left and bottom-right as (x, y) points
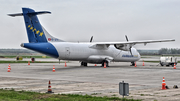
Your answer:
(1, 56), (52, 58)
(0, 61), (59, 63)
(0, 89), (141, 101)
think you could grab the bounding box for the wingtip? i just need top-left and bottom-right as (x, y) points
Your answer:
(47, 11), (51, 14)
(7, 14), (15, 17)
(170, 39), (175, 41)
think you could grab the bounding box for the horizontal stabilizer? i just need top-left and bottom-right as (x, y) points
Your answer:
(8, 11), (51, 17)
(27, 11), (51, 15)
(8, 13), (23, 17)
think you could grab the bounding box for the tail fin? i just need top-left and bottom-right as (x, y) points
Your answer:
(8, 8), (63, 43)
(42, 26), (64, 42)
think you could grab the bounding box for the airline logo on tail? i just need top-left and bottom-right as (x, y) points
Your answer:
(28, 25), (44, 37)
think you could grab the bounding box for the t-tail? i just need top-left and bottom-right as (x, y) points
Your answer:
(8, 8), (64, 43)
(8, 8), (62, 58)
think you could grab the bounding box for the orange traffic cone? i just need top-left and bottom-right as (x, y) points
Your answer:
(7, 66), (11, 72)
(161, 77), (166, 90)
(8, 64), (11, 70)
(142, 61), (145, 66)
(52, 65), (55, 72)
(46, 80), (53, 93)
(173, 63), (176, 69)
(134, 62), (137, 67)
(65, 61), (67, 67)
(104, 62), (106, 68)
(28, 61), (30, 65)
(95, 64), (97, 66)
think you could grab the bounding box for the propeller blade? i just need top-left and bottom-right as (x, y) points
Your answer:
(129, 46), (133, 56)
(130, 49), (132, 56)
(125, 35), (129, 42)
(90, 36), (93, 42)
(125, 35), (132, 56)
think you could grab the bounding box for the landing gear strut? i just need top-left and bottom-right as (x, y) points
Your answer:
(81, 62), (87, 66)
(131, 62), (135, 66)
(101, 60), (109, 67)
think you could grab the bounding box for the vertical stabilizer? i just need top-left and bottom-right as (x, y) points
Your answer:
(22, 8), (47, 43)
(8, 8), (51, 43)
(8, 8), (64, 43)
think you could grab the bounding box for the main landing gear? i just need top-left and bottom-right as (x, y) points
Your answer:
(81, 61), (109, 67)
(101, 60), (109, 67)
(81, 62), (87, 66)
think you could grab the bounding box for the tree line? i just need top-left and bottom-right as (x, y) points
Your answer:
(158, 48), (180, 54)
(137, 48), (180, 55)
(0, 49), (36, 53)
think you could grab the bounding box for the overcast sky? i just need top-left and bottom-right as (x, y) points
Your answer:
(1, 0), (180, 49)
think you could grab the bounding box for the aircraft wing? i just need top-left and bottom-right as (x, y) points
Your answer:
(89, 39), (175, 50)
(92, 39), (175, 45)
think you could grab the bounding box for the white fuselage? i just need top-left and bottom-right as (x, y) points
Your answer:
(51, 42), (141, 64)
(9, 7), (175, 65)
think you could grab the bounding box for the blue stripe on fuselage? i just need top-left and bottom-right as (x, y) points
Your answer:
(23, 43), (59, 58)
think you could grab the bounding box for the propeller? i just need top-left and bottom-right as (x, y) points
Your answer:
(90, 36), (93, 42)
(125, 35), (133, 56)
(125, 35), (129, 42)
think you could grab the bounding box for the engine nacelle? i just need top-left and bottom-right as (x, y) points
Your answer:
(114, 44), (131, 51)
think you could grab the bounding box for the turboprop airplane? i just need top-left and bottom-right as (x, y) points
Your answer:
(8, 8), (175, 67)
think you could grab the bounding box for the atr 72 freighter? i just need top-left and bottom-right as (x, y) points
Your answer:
(8, 8), (175, 67)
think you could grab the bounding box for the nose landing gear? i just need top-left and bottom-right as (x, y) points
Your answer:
(101, 60), (109, 67)
(131, 62), (135, 66)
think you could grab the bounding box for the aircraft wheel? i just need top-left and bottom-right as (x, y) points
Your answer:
(101, 62), (104, 67)
(84, 62), (87, 66)
(106, 61), (109, 67)
(131, 62), (135, 66)
(81, 62), (87, 66)
(160, 62), (164, 66)
(81, 62), (84, 66)
(101, 60), (109, 67)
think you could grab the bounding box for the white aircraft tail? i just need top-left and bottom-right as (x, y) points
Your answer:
(42, 26), (64, 42)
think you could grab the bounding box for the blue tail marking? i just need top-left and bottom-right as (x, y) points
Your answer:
(22, 8), (50, 43)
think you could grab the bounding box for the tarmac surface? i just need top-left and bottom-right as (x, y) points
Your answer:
(0, 58), (180, 101)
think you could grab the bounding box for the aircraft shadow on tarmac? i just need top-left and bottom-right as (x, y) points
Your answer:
(27, 65), (179, 73)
